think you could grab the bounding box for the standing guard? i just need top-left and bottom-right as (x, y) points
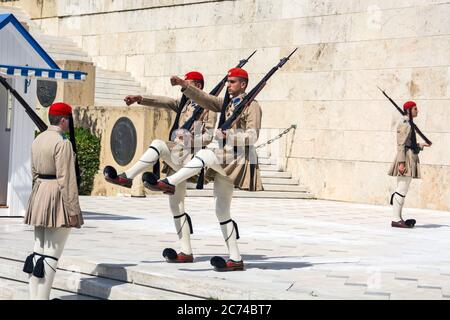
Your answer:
(23, 102), (83, 300)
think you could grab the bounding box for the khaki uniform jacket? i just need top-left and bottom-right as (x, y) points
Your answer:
(139, 94), (217, 178)
(182, 84), (263, 191)
(24, 126), (83, 228)
(388, 116), (424, 179)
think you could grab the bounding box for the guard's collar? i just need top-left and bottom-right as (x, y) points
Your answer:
(47, 125), (63, 134)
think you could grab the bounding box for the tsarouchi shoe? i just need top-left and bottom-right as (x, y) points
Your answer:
(210, 256), (244, 272)
(153, 178), (175, 195)
(162, 248), (194, 263)
(103, 166), (133, 188)
(391, 220), (413, 228)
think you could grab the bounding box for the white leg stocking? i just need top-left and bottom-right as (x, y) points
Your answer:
(214, 174), (241, 262)
(166, 149), (225, 186)
(28, 227), (44, 300)
(125, 139), (169, 179)
(391, 176), (412, 221)
(34, 227), (71, 300)
(168, 181), (193, 255)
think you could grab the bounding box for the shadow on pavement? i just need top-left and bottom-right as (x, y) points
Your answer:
(415, 224), (450, 229)
(173, 254), (330, 271)
(82, 211), (143, 221)
(77, 263), (136, 299)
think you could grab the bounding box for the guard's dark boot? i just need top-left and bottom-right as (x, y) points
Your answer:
(154, 178), (175, 195)
(405, 219), (416, 227)
(104, 166), (132, 188)
(391, 220), (413, 228)
(210, 256), (244, 272)
(162, 248), (194, 263)
(142, 172), (160, 191)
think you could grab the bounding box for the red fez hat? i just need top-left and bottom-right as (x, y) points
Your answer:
(403, 101), (416, 111)
(227, 68), (248, 79)
(48, 102), (72, 116)
(185, 71), (204, 81)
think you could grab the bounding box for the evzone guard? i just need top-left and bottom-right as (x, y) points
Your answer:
(388, 100), (431, 228)
(103, 71), (217, 263)
(23, 103), (84, 299)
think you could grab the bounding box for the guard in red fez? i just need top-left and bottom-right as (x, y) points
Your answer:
(48, 102), (72, 116)
(184, 71), (204, 81)
(227, 67), (249, 79)
(23, 102), (83, 299)
(388, 100), (431, 228)
(104, 71), (217, 264)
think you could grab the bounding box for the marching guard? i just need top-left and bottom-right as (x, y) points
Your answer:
(104, 71), (217, 263)
(388, 101), (431, 228)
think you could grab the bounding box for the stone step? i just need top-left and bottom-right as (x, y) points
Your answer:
(0, 257), (199, 300)
(260, 171), (292, 179)
(46, 48), (90, 58)
(97, 69), (135, 79)
(33, 34), (77, 47)
(198, 183), (309, 193)
(0, 277), (98, 300)
(44, 43), (88, 54)
(0, 248), (305, 300)
(186, 189), (314, 199)
(95, 82), (143, 91)
(256, 152), (270, 157)
(49, 53), (92, 62)
(95, 77), (141, 86)
(95, 92), (143, 100)
(258, 164), (280, 171)
(258, 184), (310, 192)
(258, 157), (276, 165)
(261, 177), (299, 185)
(95, 87), (146, 97)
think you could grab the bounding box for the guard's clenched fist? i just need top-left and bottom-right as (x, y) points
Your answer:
(170, 76), (188, 89)
(124, 95), (143, 106)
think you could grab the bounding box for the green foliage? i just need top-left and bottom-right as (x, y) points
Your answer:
(34, 127), (101, 195)
(71, 127), (101, 195)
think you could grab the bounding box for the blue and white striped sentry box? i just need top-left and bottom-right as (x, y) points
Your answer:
(0, 64), (87, 81)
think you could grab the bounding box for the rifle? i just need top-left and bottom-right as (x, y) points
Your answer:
(0, 76), (47, 131)
(0, 76), (81, 187)
(219, 48), (298, 131)
(180, 50), (257, 132)
(377, 86), (432, 146)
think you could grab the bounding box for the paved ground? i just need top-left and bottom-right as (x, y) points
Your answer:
(1, 195), (450, 299)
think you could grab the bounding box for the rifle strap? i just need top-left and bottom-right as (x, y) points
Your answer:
(408, 113), (420, 154)
(169, 95), (188, 140)
(218, 91), (230, 127)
